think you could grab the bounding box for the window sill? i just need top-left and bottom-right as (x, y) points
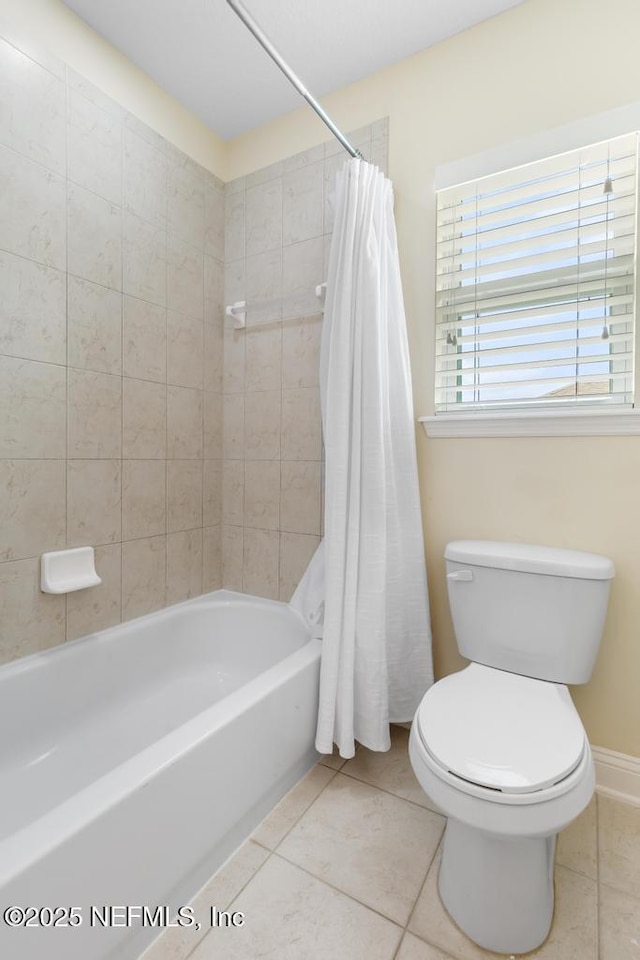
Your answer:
(419, 409), (640, 438)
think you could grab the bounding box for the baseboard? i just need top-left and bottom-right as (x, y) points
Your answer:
(593, 745), (640, 806)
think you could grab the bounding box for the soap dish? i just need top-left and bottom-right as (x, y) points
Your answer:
(41, 547), (102, 594)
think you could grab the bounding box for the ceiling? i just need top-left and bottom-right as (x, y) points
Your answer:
(62, 0), (525, 140)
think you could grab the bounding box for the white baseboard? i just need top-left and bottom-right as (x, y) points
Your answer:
(593, 746), (640, 806)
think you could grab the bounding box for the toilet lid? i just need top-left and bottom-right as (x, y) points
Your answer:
(416, 663), (586, 794)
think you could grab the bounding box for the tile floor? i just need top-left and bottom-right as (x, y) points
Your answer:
(142, 726), (640, 960)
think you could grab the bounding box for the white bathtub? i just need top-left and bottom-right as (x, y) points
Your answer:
(0, 590), (321, 960)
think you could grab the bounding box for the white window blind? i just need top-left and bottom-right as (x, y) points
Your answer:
(435, 133), (638, 413)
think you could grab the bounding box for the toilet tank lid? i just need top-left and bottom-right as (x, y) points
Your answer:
(444, 540), (615, 580)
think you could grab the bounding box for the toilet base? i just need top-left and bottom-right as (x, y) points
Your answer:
(438, 818), (556, 954)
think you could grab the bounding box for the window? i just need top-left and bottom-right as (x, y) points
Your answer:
(434, 134), (638, 416)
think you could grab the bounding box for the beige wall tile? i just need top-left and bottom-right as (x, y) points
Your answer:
(204, 391), (222, 460)
(222, 459), (245, 526)
(279, 532), (320, 601)
(243, 527), (279, 599)
(598, 795), (640, 898)
(168, 156), (205, 249)
(122, 535), (166, 621)
(204, 459), (222, 527)
(167, 385), (203, 459)
(167, 528), (203, 604)
(67, 459), (121, 547)
(0, 356), (66, 458)
(282, 315), (322, 389)
(67, 87), (122, 206)
(167, 312), (204, 389)
(281, 387), (322, 460)
(68, 276), (122, 375)
(167, 460), (203, 532)
(222, 524), (243, 591)
(123, 127), (167, 229)
(244, 460), (280, 531)
(167, 234), (204, 319)
(66, 543), (122, 641)
(246, 178), (282, 256)
(122, 378), (166, 459)
(0, 251), (66, 365)
(67, 69), (123, 121)
(123, 296), (167, 383)
(122, 459), (166, 541)
(123, 211), (166, 307)
(205, 182), (225, 261)
(203, 525), (222, 593)
(0, 459), (66, 561)
(68, 184), (122, 290)
(205, 254), (224, 325)
(0, 38), (66, 175)
(223, 325), (245, 394)
(204, 318), (223, 393)
(225, 190), (245, 264)
(0, 558), (65, 665)
(0, 144), (66, 270)
(245, 390), (281, 460)
(222, 393), (245, 459)
(245, 324), (282, 392)
(246, 249), (282, 324)
(68, 369), (122, 459)
(282, 238), (324, 319)
(280, 461), (321, 535)
(283, 163), (324, 245)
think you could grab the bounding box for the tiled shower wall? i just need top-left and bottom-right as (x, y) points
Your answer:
(0, 34), (224, 664)
(221, 120), (388, 600)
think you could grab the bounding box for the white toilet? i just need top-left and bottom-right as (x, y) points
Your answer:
(409, 540), (614, 955)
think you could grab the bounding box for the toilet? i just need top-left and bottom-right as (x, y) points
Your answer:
(409, 540), (614, 955)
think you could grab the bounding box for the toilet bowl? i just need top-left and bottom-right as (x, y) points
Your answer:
(409, 541), (614, 954)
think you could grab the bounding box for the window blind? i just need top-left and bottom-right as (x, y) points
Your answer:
(435, 133), (638, 413)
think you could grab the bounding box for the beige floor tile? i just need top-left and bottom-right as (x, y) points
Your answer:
(598, 795), (640, 898)
(397, 932), (455, 960)
(341, 724), (438, 811)
(251, 763), (335, 850)
(555, 795), (597, 880)
(278, 773), (445, 925)
(190, 855), (403, 960)
(318, 749), (349, 770)
(599, 882), (640, 960)
(409, 852), (597, 960)
(141, 840), (269, 960)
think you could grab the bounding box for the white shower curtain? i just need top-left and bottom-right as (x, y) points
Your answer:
(315, 159), (433, 759)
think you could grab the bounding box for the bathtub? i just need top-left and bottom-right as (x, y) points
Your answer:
(0, 590), (321, 960)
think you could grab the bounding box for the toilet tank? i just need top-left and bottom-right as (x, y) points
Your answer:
(444, 541), (615, 684)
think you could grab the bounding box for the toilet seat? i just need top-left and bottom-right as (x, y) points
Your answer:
(415, 663), (586, 795)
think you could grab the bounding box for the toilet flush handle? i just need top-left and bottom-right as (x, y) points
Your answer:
(446, 570), (473, 581)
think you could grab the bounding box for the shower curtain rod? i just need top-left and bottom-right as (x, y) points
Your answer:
(225, 0), (365, 160)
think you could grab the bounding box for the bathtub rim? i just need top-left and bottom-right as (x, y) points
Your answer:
(0, 588), (311, 681)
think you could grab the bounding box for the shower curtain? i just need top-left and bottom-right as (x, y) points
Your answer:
(315, 159), (433, 759)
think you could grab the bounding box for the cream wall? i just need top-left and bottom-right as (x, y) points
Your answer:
(0, 0), (226, 178)
(227, 0), (640, 758)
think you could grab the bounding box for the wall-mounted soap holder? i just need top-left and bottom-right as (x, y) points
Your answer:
(41, 547), (102, 594)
